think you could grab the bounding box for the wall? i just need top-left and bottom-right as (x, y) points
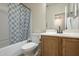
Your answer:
(24, 3), (46, 33)
(0, 4), (9, 48)
(46, 3), (66, 29)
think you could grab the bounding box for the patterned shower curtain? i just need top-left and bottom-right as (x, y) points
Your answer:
(8, 3), (31, 44)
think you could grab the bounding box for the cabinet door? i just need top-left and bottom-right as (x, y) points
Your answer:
(41, 36), (60, 56)
(63, 38), (79, 56)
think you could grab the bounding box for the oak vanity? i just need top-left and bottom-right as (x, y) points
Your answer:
(40, 32), (79, 56)
(41, 3), (79, 56)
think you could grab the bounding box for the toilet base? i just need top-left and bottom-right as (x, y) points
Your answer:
(23, 50), (35, 56)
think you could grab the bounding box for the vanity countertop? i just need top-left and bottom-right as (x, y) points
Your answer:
(40, 32), (79, 39)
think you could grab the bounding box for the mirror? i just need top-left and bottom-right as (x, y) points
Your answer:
(46, 3), (79, 32)
(46, 3), (66, 30)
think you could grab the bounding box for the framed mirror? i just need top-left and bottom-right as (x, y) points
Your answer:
(46, 3), (79, 32)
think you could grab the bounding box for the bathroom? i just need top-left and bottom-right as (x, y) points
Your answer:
(0, 3), (79, 56)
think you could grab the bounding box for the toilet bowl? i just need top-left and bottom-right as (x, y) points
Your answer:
(22, 42), (38, 56)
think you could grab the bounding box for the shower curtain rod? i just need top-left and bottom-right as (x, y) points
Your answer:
(19, 3), (31, 11)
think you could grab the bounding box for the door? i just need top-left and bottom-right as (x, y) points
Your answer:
(41, 36), (60, 56)
(63, 38), (79, 56)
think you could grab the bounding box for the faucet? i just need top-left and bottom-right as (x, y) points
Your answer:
(57, 26), (63, 33)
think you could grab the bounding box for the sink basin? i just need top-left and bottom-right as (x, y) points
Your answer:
(46, 29), (57, 34)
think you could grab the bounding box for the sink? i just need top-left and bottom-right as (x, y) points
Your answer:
(46, 29), (57, 34)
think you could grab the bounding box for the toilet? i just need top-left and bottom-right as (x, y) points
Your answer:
(22, 42), (38, 56)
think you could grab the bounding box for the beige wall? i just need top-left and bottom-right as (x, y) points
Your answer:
(0, 4), (9, 48)
(0, 4), (8, 41)
(24, 3), (46, 33)
(46, 3), (66, 29)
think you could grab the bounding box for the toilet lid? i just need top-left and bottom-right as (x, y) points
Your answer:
(22, 42), (38, 49)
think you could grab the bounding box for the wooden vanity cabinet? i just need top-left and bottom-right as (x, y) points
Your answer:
(40, 35), (79, 56)
(41, 36), (62, 56)
(62, 38), (79, 56)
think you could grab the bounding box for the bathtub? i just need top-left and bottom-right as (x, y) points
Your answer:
(0, 33), (41, 56)
(0, 40), (28, 56)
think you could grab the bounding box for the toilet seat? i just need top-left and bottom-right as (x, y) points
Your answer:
(22, 42), (38, 50)
(21, 42), (38, 56)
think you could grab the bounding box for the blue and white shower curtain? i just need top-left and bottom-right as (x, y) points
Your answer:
(8, 3), (31, 44)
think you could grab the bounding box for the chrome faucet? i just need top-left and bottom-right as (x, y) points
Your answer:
(57, 26), (63, 33)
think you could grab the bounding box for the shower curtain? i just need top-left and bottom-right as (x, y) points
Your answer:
(8, 3), (31, 44)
